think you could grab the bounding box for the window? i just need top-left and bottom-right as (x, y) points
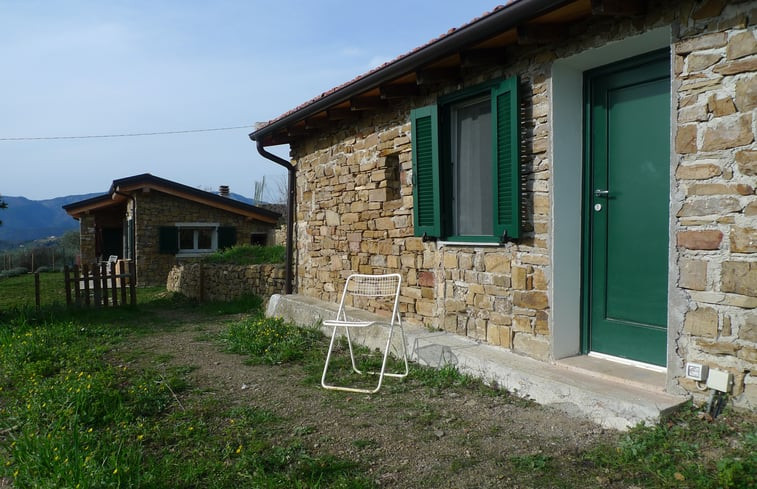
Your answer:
(179, 227), (215, 252)
(411, 76), (520, 242)
(159, 224), (237, 255)
(250, 232), (267, 246)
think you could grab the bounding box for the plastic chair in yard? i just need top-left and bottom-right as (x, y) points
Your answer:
(321, 273), (409, 393)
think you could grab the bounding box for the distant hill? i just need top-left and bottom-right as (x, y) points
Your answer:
(0, 194), (99, 246)
(0, 192), (260, 248)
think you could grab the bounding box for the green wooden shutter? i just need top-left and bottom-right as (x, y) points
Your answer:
(410, 105), (441, 238)
(158, 226), (178, 254)
(492, 77), (521, 240)
(218, 226), (237, 249)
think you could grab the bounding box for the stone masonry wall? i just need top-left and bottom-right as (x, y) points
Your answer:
(288, 0), (756, 401)
(78, 215), (97, 265)
(672, 2), (757, 407)
(167, 263), (286, 302)
(291, 53), (555, 361)
(135, 190), (274, 286)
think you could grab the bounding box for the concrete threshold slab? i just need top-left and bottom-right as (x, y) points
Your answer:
(267, 294), (689, 431)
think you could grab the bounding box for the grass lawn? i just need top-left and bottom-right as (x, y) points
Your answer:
(0, 279), (755, 488)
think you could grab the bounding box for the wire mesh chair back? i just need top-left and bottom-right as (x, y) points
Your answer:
(346, 274), (400, 297)
(337, 274), (402, 325)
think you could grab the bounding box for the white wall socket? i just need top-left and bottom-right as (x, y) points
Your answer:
(685, 362), (708, 381)
(706, 368), (732, 393)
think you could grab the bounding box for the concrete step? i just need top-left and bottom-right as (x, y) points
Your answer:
(266, 293), (689, 430)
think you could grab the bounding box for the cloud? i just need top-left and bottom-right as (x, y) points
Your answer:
(340, 46), (364, 57)
(367, 55), (394, 69)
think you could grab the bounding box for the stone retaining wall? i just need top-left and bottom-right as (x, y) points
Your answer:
(166, 263), (286, 302)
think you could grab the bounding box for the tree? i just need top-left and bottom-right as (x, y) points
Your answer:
(253, 176), (266, 205)
(0, 194), (6, 226)
(60, 230), (80, 266)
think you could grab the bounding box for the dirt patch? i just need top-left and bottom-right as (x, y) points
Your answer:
(118, 313), (620, 488)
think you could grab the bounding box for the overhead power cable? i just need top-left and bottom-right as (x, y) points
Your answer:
(0, 124), (255, 141)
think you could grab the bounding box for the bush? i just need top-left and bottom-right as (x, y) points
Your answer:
(0, 267), (29, 278)
(35, 266), (51, 273)
(204, 245), (285, 265)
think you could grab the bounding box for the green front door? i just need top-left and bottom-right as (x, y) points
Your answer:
(584, 51), (670, 367)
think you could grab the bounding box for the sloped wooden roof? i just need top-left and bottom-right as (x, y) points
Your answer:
(63, 173), (281, 224)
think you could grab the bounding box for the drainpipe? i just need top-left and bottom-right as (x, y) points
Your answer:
(254, 140), (295, 294)
(114, 190), (136, 283)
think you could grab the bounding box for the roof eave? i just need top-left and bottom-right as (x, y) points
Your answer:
(249, 0), (573, 145)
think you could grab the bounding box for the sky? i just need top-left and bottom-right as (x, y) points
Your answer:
(1, 0), (500, 202)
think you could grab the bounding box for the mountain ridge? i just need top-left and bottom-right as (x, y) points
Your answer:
(0, 192), (258, 246)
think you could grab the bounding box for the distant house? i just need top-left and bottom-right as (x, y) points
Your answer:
(63, 174), (281, 286)
(250, 0), (757, 409)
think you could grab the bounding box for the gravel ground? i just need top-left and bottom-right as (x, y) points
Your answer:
(118, 313), (622, 488)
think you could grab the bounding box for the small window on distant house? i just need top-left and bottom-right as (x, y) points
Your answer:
(160, 223), (236, 255)
(250, 233), (267, 246)
(177, 227), (215, 252)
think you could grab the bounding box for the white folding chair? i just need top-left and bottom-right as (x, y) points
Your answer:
(321, 273), (409, 393)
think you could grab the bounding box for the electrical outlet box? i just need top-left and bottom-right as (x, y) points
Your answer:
(685, 362), (708, 381)
(706, 368), (732, 393)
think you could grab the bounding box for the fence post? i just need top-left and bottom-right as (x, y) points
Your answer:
(92, 265), (101, 307)
(120, 261), (127, 305)
(99, 263), (109, 306)
(64, 266), (72, 306)
(111, 262), (119, 307)
(82, 265), (91, 307)
(74, 266), (82, 306)
(34, 272), (40, 310)
(128, 260), (137, 306)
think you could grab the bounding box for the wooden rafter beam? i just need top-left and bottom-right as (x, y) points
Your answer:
(591, 0), (646, 16)
(461, 48), (508, 68)
(517, 23), (570, 45)
(349, 95), (383, 111)
(327, 107), (358, 121)
(415, 67), (461, 86)
(286, 125), (308, 137)
(304, 116), (330, 129)
(380, 83), (419, 99)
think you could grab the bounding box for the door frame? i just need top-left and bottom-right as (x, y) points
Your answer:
(549, 27), (673, 363)
(580, 49), (671, 363)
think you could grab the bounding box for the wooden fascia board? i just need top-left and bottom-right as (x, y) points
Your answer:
(65, 198), (121, 219)
(129, 184), (280, 224)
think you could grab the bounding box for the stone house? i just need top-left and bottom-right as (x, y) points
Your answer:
(64, 173), (281, 286)
(250, 0), (756, 409)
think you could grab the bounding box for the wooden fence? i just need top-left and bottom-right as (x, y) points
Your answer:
(64, 261), (137, 307)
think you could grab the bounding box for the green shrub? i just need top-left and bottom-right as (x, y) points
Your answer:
(223, 316), (322, 365)
(203, 244), (285, 265)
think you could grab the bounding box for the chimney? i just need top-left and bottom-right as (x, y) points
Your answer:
(219, 185), (230, 197)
